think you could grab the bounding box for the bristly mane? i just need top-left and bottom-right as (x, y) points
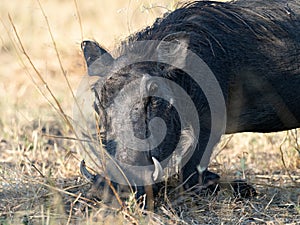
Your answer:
(121, 0), (300, 43)
(116, 0), (300, 77)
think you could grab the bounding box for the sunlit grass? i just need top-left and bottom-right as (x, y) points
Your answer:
(0, 0), (299, 224)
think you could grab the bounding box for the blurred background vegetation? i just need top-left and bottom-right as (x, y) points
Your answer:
(0, 0), (299, 224)
(0, 0), (179, 119)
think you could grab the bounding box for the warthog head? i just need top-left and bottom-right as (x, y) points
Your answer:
(77, 36), (207, 199)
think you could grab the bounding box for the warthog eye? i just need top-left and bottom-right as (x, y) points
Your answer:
(147, 81), (159, 96)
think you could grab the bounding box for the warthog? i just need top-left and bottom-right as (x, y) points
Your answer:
(78, 0), (300, 204)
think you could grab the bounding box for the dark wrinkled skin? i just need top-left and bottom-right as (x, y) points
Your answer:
(80, 0), (300, 202)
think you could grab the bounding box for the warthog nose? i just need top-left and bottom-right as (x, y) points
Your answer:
(130, 102), (151, 140)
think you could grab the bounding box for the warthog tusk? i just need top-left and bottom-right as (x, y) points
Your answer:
(80, 160), (95, 182)
(152, 157), (163, 182)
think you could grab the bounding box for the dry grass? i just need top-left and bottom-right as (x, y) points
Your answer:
(0, 0), (299, 224)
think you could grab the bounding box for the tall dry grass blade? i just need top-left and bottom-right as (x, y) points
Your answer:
(1, 16), (61, 115)
(35, 1), (110, 184)
(36, 0), (90, 136)
(36, 0), (74, 96)
(73, 0), (84, 42)
(35, 1), (132, 207)
(279, 134), (299, 186)
(7, 14), (104, 192)
(8, 14), (69, 130)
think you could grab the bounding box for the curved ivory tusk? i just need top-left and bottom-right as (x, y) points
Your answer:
(152, 157), (164, 182)
(80, 160), (95, 182)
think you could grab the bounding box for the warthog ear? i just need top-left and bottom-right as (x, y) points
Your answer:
(81, 40), (114, 76)
(157, 32), (189, 69)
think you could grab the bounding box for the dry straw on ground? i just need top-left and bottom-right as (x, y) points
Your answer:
(0, 0), (299, 224)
